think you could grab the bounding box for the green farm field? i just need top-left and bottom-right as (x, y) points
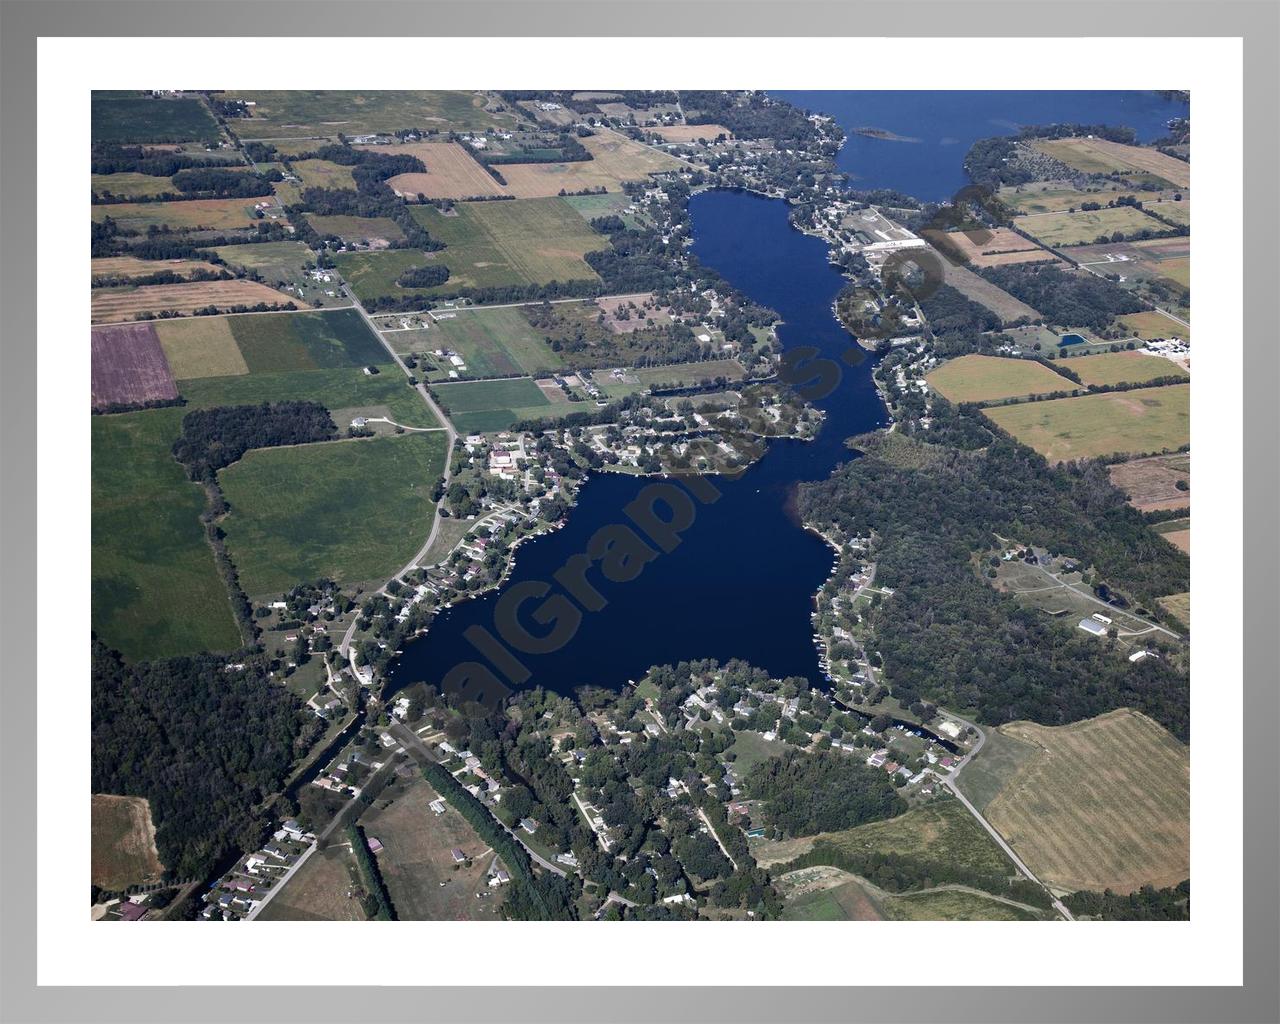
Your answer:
(92, 94), (220, 144)
(430, 376), (554, 433)
(562, 191), (645, 229)
(1057, 350), (1188, 387)
(180, 364), (439, 430)
(92, 407), (241, 661)
(1117, 310), (1190, 342)
(1014, 206), (1166, 247)
(401, 307), (562, 377)
(411, 198), (607, 290)
(90, 197), (269, 232)
(983, 384), (1189, 462)
(307, 215), (406, 246)
(219, 432), (447, 598)
(333, 249), (439, 305)
(224, 308), (386, 372)
(221, 90), (513, 140)
(997, 182), (1173, 215)
(91, 172), (180, 200)
(926, 354), (1073, 404)
(210, 241), (317, 288)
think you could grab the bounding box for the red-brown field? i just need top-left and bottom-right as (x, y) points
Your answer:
(1108, 452), (1190, 512)
(90, 323), (178, 409)
(929, 227), (1058, 268)
(91, 280), (306, 324)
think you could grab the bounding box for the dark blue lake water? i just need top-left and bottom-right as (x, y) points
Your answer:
(775, 90), (1189, 201)
(388, 90), (1186, 700)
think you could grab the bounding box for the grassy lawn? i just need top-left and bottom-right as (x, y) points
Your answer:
(256, 846), (367, 921)
(430, 376), (553, 433)
(1014, 206), (1167, 247)
(982, 384), (1189, 462)
(926, 354), (1074, 404)
(1057, 350), (1188, 387)
(724, 731), (789, 774)
(219, 433), (447, 598)
(1158, 592), (1190, 630)
(822, 801), (1014, 879)
(1116, 310), (1190, 342)
(92, 407), (241, 660)
(954, 728), (1040, 814)
(91, 172), (180, 200)
(92, 94), (220, 144)
(882, 888), (1041, 921)
(405, 306), (562, 377)
(562, 191), (645, 229)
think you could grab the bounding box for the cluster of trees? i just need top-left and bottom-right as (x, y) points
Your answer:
(419, 761), (579, 921)
(91, 267), (232, 289)
(680, 91), (836, 149)
(1064, 880), (1189, 920)
(91, 640), (306, 879)
(347, 824), (397, 920)
(916, 282), (1003, 342)
(171, 401), (336, 481)
(91, 144), (242, 177)
(978, 263), (1146, 331)
(395, 264), (450, 289)
(520, 300), (704, 369)
(172, 166), (281, 196)
(745, 749), (907, 837)
(797, 428), (1190, 738)
(478, 132), (590, 166)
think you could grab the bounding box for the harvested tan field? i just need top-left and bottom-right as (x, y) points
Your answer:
(930, 227), (1056, 268)
(92, 794), (164, 891)
(498, 133), (684, 198)
(650, 124), (733, 142)
(1158, 592), (1190, 629)
(367, 141), (511, 200)
(1108, 452), (1190, 512)
(1161, 528), (1191, 553)
(92, 280), (306, 324)
(984, 709), (1189, 894)
(1033, 137), (1190, 189)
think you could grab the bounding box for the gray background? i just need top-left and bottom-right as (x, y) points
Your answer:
(1, 2), (1275, 1021)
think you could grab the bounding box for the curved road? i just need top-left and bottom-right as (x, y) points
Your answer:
(338, 285), (458, 661)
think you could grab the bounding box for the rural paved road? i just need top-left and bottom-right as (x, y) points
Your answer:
(938, 710), (1075, 922)
(337, 284), (458, 660)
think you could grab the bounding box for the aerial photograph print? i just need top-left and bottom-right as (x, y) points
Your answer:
(90, 87), (1192, 925)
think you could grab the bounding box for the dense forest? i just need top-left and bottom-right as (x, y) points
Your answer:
(745, 749), (907, 837)
(91, 641), (307, 878)
(171, 401), (336, 482)
(797, 429), (1190, 738)
(1064, 880), (1190, 920)
(978, 263), (1146, 331)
